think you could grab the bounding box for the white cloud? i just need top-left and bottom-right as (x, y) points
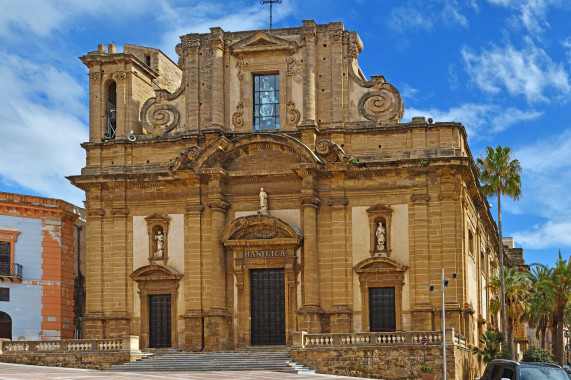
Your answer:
(403, 103), (542, 137)
(0, 52), (87, 206)
(442, 2), (469, 27)
(462, 38), (570, 103)
(485, 0), (562, 34)
(563, 37), (571, 64)
(508, 129), (571, 249)
(389, 6), (434, 33)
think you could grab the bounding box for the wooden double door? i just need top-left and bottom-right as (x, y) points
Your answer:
(369, 287), (396, 332)
(250, 269), (286, 345)
(149, 294), (171, 348)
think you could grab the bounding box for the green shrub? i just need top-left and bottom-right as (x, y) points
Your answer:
(521, 346), (554, 363)
(420, 364), (434, 373)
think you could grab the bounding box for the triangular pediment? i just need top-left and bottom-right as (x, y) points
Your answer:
(354, 257), (408, 273)
(130, 264), (182, 281)
(230, 31), (299, 56)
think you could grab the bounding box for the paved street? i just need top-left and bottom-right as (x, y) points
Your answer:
(0, 363), (369, 380)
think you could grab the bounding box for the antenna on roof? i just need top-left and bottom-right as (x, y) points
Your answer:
(260, 0), (282, 29)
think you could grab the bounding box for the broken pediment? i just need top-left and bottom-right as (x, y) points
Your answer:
(219, 215), (303, 245)
(230, 31), (299, 57)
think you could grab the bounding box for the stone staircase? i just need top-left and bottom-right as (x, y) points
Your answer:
(106, 346), (315, 373)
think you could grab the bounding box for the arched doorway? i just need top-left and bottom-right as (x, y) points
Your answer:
(0, 311), (12, 340)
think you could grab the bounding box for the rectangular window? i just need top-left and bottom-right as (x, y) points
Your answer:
(253, 74), (280, 130)
(0, 242), (9, 276)
(0, 287), (9, 302)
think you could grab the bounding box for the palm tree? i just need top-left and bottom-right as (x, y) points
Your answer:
(489, 267), (530, 359)
(472, 331), (510, 363)
(477, 145), (522, 358)
(527, 264), (555, 349)
(546, 252), (571, 365)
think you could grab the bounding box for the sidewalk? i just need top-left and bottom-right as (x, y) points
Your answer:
(0, 362), (371, 380)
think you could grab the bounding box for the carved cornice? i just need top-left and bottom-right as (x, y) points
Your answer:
(87, 208), (105, 217)
(328, 197), (348, 208)
(301, 21), (318, 43)
(111, 207), (129, 216)
(300, 195), (321, 208)
(207, 199), (230, 211)
(89, 72), (103, 82)
(176, 34), (201, 55)
(113, 72), (127, 82)
(185, 203), (204, 214)
(410, 193), (431, 203)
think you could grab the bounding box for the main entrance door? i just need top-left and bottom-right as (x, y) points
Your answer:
(149, 294), (171, 348)
(250, 268), (285, 345)
(369, 287), (396, 332)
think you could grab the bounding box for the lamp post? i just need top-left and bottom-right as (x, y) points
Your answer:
(430, 268), (456, 380)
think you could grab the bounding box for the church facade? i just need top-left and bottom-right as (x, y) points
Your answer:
(70, 20), (501, 351)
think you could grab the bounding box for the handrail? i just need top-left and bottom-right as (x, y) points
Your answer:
(0, 263), (22, 279)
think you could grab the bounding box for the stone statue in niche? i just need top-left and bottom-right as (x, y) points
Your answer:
(154, 230), (164, 258)
(259, 188), (268, 214)
(376, 222), (386, 251)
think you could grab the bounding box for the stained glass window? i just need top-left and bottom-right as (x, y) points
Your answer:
(253, 74), (280, 130)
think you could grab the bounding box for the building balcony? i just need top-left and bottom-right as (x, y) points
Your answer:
(0, 263), (23, 280)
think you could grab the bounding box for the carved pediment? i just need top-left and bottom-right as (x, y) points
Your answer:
(230, 31), (299, 57)
(219, 215), (303, 245)
(354, 257), (408, 273)
(130, 264), (182, 281)
(366, 204), (393, 214)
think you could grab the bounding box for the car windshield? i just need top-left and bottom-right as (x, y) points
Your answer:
(520, 366), (570, 380)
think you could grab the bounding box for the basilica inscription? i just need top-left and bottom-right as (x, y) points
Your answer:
(244, 250), (286, 258)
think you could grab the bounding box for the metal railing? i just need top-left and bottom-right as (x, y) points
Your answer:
(0, 263), (22, 279)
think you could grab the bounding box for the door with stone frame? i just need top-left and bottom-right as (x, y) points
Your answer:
(368, 287), (396, 332)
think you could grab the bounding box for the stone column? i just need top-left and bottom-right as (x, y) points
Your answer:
(182, 201), (204, 351)
(328, 194), (352, 333)
(177, 34), (201, 131)
(203, 177), (231, 350)
(83, 202), (105, 339)
(301, 20), (317, 126)
(209, 27), (225, 130)
(298, 183), (323, 333)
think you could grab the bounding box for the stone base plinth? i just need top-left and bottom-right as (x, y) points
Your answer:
(297, 305), (324, 333)
(203, 309), (231, 351)
(182, 311), (203, 351)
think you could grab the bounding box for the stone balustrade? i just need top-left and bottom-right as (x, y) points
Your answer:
(293, 328), (467, 349)
(0, 336), (139, 355)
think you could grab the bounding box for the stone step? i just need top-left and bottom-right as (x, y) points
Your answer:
(106, 349), (305, 373)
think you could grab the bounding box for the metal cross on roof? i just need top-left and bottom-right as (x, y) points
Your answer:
(260, 0), (282, 29)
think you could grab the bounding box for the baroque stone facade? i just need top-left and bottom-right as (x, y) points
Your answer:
(70, 20), (502, 352)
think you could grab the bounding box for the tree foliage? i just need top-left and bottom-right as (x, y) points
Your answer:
(521, 346), (554, 363)
(472, 331), (511, 363)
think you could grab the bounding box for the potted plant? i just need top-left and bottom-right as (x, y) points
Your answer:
(420, 364), (435, 380)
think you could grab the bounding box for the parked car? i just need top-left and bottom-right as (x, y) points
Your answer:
(476, 359), (571, 380)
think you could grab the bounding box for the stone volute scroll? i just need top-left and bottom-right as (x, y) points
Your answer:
(145, 213), (171, 264)
(366, 204), (393, 257)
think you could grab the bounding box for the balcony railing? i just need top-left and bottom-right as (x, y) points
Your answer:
(0, 263), (23, 279)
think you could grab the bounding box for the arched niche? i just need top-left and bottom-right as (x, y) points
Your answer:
(130, 264), (182, 348)
(0, 311), (12, 340)
(354, 257), (408, 332)
(366, 204), (393, 257)
(218, 214), (303, 347)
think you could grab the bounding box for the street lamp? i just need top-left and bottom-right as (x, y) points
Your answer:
(430, 268), (457, 380)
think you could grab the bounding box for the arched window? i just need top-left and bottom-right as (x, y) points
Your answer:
(105, 80), (117, 140)
(0, 311), (12, 340)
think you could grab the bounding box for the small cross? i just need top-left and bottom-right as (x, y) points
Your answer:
(260, 0), (282, 29)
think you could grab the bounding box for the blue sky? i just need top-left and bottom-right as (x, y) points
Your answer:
(0, 0), (570, 267)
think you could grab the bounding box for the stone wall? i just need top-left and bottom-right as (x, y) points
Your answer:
(291, 345), (476, 379)
(0, 351), (132, 370)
